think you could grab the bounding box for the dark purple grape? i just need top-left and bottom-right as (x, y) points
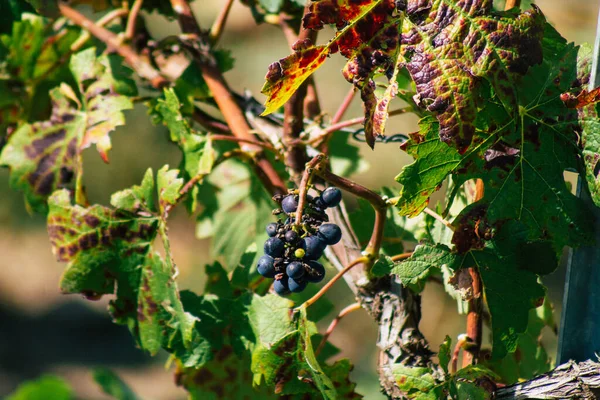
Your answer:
(320, 187), (342, 208)
(273, 278), (290, 295)
(288, 277), (308, 293)
(284, 230), (298, 243)
(286, 261), (305, 279)
(266, 223), (278, 237)
(318, 223), (342, 245)
(264, 237), (285, 257)
(257, 255), (275, 278)
(314, 198), (327, 210)
(302, 235), (326, 260)
(305, 261), (326, 283)
(281, 195), (299, 214)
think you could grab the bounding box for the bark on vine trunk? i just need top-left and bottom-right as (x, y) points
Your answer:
(495, 360), (600, 399)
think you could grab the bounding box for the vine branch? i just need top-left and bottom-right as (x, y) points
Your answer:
(168, 0), (287, 196)
(315, 302), (362, 356)
(58, 3), (168, 89)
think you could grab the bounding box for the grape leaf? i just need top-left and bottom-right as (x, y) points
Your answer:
(485, 302), (553, 383)
(573, 44), (600, 207)
(261, 0), (401, 146)
(0, 13), (81, 141)
(397, 24), (592, 254)
(93, 369), (140, 400)
(453, 365), (497, 400)
(48, 168), (198, 357)
(391, 365), (440, 400)
(438, 336), (452, 375)
(154, 88), (215, 213)
(251, 305), (360, 398)
(195, 159), (274, 269)
(262, 0), (544, 149)
(389, 244), (454, 285)
(6, 375), (73, 400)
(401, 0), (544, 151)
(392, 221), (545, 359)
(0, 48), (134, 212)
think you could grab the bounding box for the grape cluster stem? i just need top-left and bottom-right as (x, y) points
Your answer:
(297, 256), (368, 310)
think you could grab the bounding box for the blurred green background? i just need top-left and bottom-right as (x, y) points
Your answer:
(0, 0), (598, 398)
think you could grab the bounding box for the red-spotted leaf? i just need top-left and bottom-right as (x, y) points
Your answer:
(261, 0), (400, 147)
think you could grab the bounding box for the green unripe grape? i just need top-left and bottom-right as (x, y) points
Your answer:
(294, 248), (305, 258)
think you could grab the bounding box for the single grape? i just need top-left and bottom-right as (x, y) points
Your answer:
(264, 237), (285, 257)
(320, 187), (342, 208)
(286, 261), (305, 280)
(281, 195), (299, 214)
(257, 255), (275, 278)
(294, 248), (306, 258)
(318, 223), (342, 245)
(302, 235), (326, 260)
(314, 198), (327, 210)
(305, 261), (326, 283)
(284, 230), (298, 242)
(266, 222), (278, 237)
(273, 278), (290, 295)
(288, 277), (308, 293)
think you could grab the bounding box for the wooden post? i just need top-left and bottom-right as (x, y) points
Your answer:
(557, 3), (600, 363)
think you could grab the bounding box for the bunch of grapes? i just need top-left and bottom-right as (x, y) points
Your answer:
(257, 187), (343, 296)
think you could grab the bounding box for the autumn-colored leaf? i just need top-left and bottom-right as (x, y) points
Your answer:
(261, 0), (398, 147)
(0, 48), (134, 212)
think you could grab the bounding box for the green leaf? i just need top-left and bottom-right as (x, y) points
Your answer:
(438, 336), (452, 375)
(466, 222), (546, 359)
(371, 254), (395, 277)
(391, 365), (440, 400)
(485, 301), (553, 383)
(93, 369), (140, 400)
(398, 24), (592, 255)
(157, 165), (183, 213)
(48, 170), (196, 358)
(48, 189), (158, 296)
(251, 304), (360, 399)
(110, 168), (156, 213)
(396, 117), (462, 217)
(0, 13), (80, 148)
(391, 244), (454, 286)
(154, 88), (215, 213)
(453, 365), (498, 400)
(6, 375), (73, 400)
(0, 48), (134, 212)
(197, 160), (274, 269)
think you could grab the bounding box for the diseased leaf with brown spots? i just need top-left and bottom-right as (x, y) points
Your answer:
(397, 24), (592, 255)
(47, 171), (196, 357)
(262, 0), (544, 149)
(401, 0), (544, 151)
(0, 13), (81, 146)
(47, 188), (158, 301)
(0, 48), (134, 212)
